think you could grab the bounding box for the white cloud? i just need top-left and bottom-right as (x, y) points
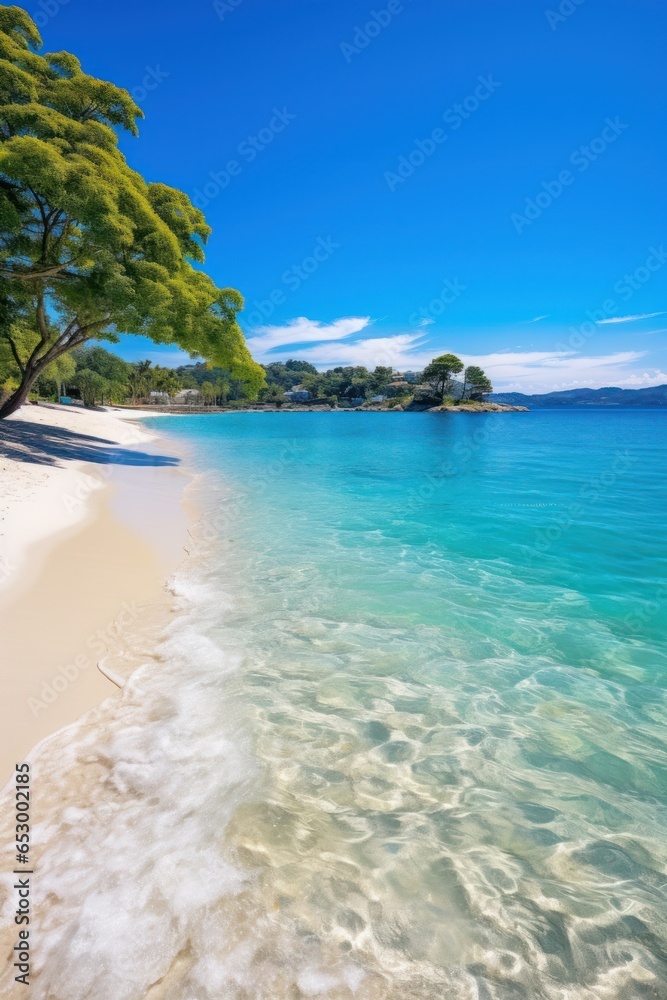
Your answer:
(246, 316), (371, 356)
(596, 312), (665, 324)
(610, 369), (667, 387)
(523, 315), (549, 323)
(244, 314), (667, 393)
(265, 333), (427, 369)
(458, 350), (651, 392)
(417, 317), (435, 327)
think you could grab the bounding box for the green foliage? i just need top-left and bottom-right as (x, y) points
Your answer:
(262, 360), (318, 390)
(281, 365), (395, 401)
(463, 365), (493, 400)
(200, 380), (216, 404)
(258, 382), (286, 402)
(75, 368), (107, 407)
(214, 377), (229, 404)
(152, 367), (181, 398)
(74, 344), (130, 383)
(177, 362), (246, 400)
(422, 354), (465, 399)
(35, 349), (75, 398)
(0, 5), (264, 417)
(368, 366), (393, 394)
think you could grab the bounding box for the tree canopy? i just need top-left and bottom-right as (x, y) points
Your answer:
(422, 353), (465, 399)
(462, 365), (493, 400)
(291, 365), (394, 402)
(0, 4), (264, 417)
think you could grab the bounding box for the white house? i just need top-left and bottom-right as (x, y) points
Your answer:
(283, 389), (311, 402)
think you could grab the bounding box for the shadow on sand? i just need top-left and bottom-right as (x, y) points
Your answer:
(0, 411), (179, 468)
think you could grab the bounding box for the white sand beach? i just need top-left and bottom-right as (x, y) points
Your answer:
(0, 403), (190, 784)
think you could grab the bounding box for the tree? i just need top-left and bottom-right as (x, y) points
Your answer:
(258, 382), (285, 403)
(463, 365), (493, 401)
(200, 380), (216, 405)
(36, 350), (75, 398)
(179, 373), (199, 391)
(214, 376), (229, 405)
(126, 361), (153, 402)
(284, 359), (318, 375)
(152, 367), (181, 400)
(0, 7), (264, 418)
(423, 353), (465, 400)
(263, 361), (316, 391)
(74, 344), (130, 383)
(105, 380), (129, 404)
(368, 366), (393, 395)
(75, 368), (107, 407)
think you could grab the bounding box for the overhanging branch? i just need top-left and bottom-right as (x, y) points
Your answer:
(0, 264), (74, 281)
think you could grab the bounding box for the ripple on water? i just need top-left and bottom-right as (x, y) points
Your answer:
(3, 411), (667, 999)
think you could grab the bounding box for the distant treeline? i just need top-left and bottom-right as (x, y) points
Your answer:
(2, 346), (493, 408)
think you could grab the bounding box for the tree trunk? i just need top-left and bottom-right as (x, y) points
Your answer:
(0, 365), (40, 419)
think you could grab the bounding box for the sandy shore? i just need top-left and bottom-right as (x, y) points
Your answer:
(0, 403), (189, 784)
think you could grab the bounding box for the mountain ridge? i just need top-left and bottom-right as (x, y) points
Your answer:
(489, 384), (667, 407)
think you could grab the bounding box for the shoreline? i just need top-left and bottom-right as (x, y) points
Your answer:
(0, 403), (191, 785)
(113, 401), (530, 414)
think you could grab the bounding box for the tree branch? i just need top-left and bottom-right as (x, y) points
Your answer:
(35, 294), (50, 347)
(0, 264), (73, 281)
(5, 334), (25, 375)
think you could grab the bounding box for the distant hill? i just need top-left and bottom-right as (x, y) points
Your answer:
(490, 385), (667, 408)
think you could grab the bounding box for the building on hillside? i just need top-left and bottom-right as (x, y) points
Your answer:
(403, 371), (424, 384)
(174, 389), (201, 403)
(283, 388), (311, 402)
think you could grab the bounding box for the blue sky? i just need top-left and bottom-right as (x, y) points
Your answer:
(30, 0), (666, 391)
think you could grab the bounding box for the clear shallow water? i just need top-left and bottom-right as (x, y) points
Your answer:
(4, 409), (667, 999)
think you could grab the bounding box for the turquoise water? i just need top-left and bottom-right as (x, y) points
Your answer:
(133, 408), (667, 998)
(18, 409), (666, 1000)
